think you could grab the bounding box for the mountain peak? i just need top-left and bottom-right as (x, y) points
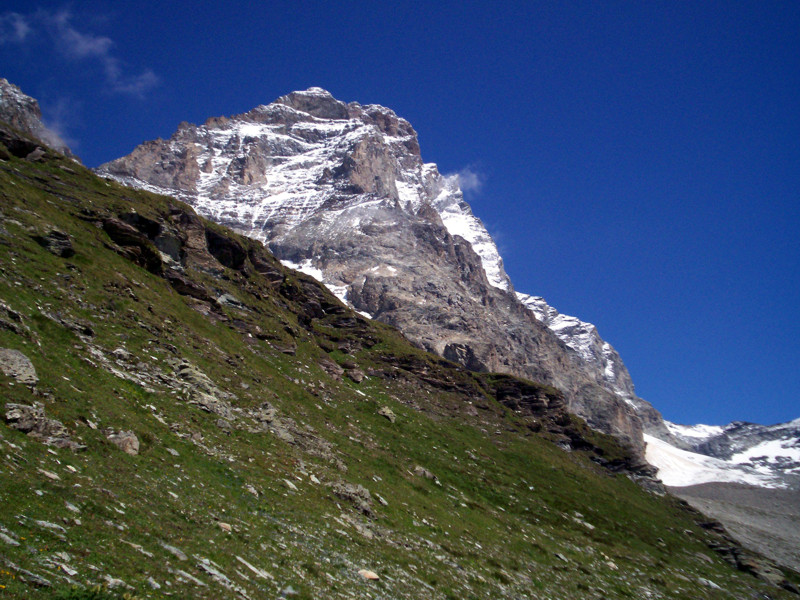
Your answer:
(96, 89), (659, 455)
(274, 87), (349, 120)
(0, 78), (78, 161)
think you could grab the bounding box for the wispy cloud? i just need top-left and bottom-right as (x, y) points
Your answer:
(0, 8), (158, 97)
(446, 166), (485, 195)
(0, 12), (31, 43)
(39, 96), (80, 151)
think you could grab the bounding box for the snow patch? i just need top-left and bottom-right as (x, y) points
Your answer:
(644, 434), (784, 488)
(280, 258), (324, 282)
(730, 438), (800, 466)
(665, 422), (724, 440)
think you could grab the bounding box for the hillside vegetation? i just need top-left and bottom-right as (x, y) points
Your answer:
(1, 130), (797, 599)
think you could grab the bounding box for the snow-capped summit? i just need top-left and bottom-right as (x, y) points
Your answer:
(99, 87), (510, 293)
(96, 89), (661, 455)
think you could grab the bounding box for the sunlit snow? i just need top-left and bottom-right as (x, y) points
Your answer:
(644, 434), (783, 488)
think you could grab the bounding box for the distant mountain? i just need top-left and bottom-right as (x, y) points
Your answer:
(97, 87), (669, 456)
(647, 419), (800, 490)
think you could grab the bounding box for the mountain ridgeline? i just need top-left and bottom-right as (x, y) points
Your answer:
(97, 87), (673, 456)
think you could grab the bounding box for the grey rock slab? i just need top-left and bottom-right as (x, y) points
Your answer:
(0, 348), (38, 386)
(106, 430), (140, 455)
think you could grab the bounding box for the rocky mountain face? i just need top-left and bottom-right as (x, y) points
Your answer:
(97, 87), (667, 456)
(0, 78), (77, 161)
(516, 293), (671, 438)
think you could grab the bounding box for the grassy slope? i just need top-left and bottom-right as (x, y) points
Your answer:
(0, 147), (796, 599)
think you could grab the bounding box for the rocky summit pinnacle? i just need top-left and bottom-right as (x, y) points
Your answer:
(0, 78), (77, 161)
(97, 88), (668, 455)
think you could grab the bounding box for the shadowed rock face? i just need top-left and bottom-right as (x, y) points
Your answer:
(97, 88), (668, 456)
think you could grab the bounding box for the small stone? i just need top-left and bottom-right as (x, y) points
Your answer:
(346, 368), (365, 383)
(377, 406), (396, 423)
(166, 448), (180, 457)
(160, 541), (188, 561)
(358, 569), (379, 580)
(112, 347), (131, 360)
(147, 577), (162, 590)
(38, 468), (60, 481)
(0, 532), (20, 546)
(107, 430), (140, 455)
(331, 481), (373, 516)
(413, 465), (436, 480)
(284, 479), (298, 491)
(697, 577), (722, 590)
(218, 522), (232, 532)
(236, 555), (274, 580)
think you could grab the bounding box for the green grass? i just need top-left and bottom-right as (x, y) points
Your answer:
(0, 149), (795, 599)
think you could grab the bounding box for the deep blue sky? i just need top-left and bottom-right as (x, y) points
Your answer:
(2, 1), (798, 426)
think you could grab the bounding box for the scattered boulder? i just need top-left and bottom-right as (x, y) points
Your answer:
(4, 403), (83, 450)
(331, 481), (373, 517)
(318, 357), (344, 380)
(413, 465), (437, 481)
(33, 229), (75, 258)
(377, 406), (396, 423)
(346, 368), (365, 383)
(106, 430), (140, 455)
(159, 541), (188, 561)
(0, 348), (38, 386)
(164, 269), (214, 302)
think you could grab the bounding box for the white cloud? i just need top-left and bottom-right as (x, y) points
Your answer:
(445, 166), (485, 195)
(45, 9), (114, 59)
(0, 7), (158, 97)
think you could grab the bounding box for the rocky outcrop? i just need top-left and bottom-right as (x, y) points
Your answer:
(0, 78), (77, 160)
(33, 229), (75, 258)
(0, 348), (38, 387)
(97, 88), (663, 455)
(4, 403), (84, 450)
